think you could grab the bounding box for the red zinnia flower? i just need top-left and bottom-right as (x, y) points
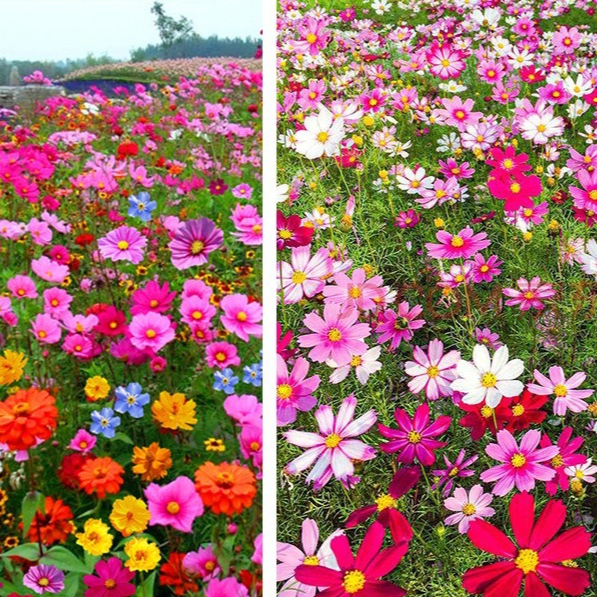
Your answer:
(26, 496), (74, 546)
(463, 492), (591, 597)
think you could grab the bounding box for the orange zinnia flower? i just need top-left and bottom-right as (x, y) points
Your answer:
(0, 388), (58, 451)
(26, 496), (74, 546)
(78, 456), (125, 499)
(194, 462), (256, 516)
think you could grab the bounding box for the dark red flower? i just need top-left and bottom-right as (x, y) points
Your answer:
(503, 390), (547, 432)
(277, 211), (314, 250)
(458, 400), (510, 441)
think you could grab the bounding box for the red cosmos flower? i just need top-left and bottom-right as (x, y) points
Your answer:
(335, 146), (363, 169)
(345, 467), (420, 542)
(487, 172), (542, 211)
(276, 211), (314, 250)
(458, 400), (511, 441)
(520, 65), (546, 84)
(94, 305), (127, 337)
(463, 492), (591, 597)
(116, 141), (138, 159)
(74, 233), (95, 247)
(277, 323), (297, 360)
(503, 390), (548, 432)
(295, 521), (408, 597)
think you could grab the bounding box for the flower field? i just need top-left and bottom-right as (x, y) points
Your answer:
(276, 1), (597, 596)
(0, 62), (262, 596)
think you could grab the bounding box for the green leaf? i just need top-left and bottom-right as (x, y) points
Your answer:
(62, 572), (83, 597)
(114, 432), (134, 445)
(0, 542), (42, 561)
(135, 571), (156, 597)
(21, 491), (44, 537)
(40, 546), (92, 574)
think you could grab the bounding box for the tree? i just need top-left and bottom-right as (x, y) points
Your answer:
(150, 2), (194, 48)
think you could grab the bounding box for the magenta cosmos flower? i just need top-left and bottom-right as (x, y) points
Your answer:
(97, 226), (147, 264)
(220, 293), (262, 342)
(541, 428), (587, 495)
(277, 355), (320, 426)
(284, 394), (377, 490)
(404, 339), (460, 400)
(527, 366), (593, 416)
(7, 274), (37, 299)
(128, 312), (175, 352)
(145, 476), (204, 533)
(83, 557), (135, 597)
(480, 429), (558, 496)
(23, 564), (65, 594)
(298, 303), (371, 367)
(502, 277), (555, 311)
(378, 403), (451, 466)
(376, 301), (425, 350)
(168, 218), (223, 269)
(426, 226), (490, 260)
(295, 522), (408, 597)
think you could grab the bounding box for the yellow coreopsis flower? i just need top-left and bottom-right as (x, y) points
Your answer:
(151, 391), (197, 431)
(0, 350), (27, 386)
(124, 537), (161, 572)
(85, 376), (110, 401)
(109, 496), (150, 537)
(75, 518), (113, 556)
(131, 443), (172, 482)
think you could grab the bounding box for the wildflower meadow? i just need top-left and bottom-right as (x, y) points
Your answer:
(0, 61), (262, 596)
(276, 0), (597, 595)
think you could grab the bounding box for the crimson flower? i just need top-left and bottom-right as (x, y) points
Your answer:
(463, 492), (591, 597)
(295, 521), (408, 597)
(503, 390), (548, 432)
(276, 211), (314, 250)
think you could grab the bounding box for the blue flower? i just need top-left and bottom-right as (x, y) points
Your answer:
(90, 407), (120, 438)
(128, 192), (157, 222)
(213, 368), (239, 394)
(114, 382), (150, 418)
(243, 363), (262, 387)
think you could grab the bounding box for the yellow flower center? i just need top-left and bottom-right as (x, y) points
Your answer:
(551, 454), (564, 468)
(317, 131), (329, 143)
(350, 355), (363, 367)
(117, 240), (129, 250)
(105, 579), (117, 589)
(348, 286), (362, 298)
(166, 501), (180, 514)
(277, 384), (292, 400)
(511, 453), (526, 468)
(512, 404), (525, 416)
(190, 240), (204, 255)
(510, 182), (521, 193)
(462, 503), (476, 516)
(427, 365), (440, 378)
(449, 466), (459, 477)
(589, 190), (597, 200)
(279, 228), (292, 239)
(236, 311), (247, 322)
(304, 555), (320, 566)
(306, 33), (318, 44)
(291, 271), (307, 284)
(481, 372), (497, 388)
(327, 328), (343, 342)
(515, 549), (539, 574)
(38, 578), (50, 587)
(375, 493), (397, 511)
(537, 124), (547, 132)
(503, 158), (514, 169)
(450, 235), (464, 247)
(523, 208), (533, 217)
(523, 291), (535, 300)
(441, 59), (450, 67)
(343, 570), (366, 593)
(325, 433), (342, 448)
(455, 110), (465, 119)
(575, 470), (585, 479)
(553, 384), (568, 397)
(407, 430), (422, 444)
(146, 329), (156, 339)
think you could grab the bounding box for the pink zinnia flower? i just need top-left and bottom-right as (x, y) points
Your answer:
(277, 355), (320, 426)
(31, 255), (69, 284)
(220, 294), (262, 342)
(378, 403), (451, 466)
(31, 313), (62, 344)
(145, 476), (204, 533)
(480, 429), (558, 495)
(502, 277), (555, 311)
(404, 339), (460, 400)
(284, 394), (377, 490)
(98, 226), (147, 264)
(129, 312), (175, 352)
(206, 341), (240, 369)
(168, 218), (223, 270)
(444, 485), (495, 534)
(298, 303), (371, 367)
(7, 275), (37, 299)
(426, 227), (490, 260)
(376, 302), (425, 350)
(527, 366), (593, 415)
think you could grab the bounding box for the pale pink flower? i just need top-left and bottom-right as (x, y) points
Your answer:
(279, 246), (332, 304)
(502, 277), (555, 311)
(444, 485), (495, 534)
(527, 367), (593, 415)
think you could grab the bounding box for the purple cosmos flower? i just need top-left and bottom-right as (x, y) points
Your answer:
(23, 564), (65, 594)
(168, 218), (223, 269)
(432, 449), (478, 496)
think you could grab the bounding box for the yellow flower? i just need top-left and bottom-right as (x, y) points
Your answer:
(0, 351), (27, 386)
(85, 376), (110, 401)
(151, 391), (197, 431)
(204, 438), (226, 453)
(131, 443), (172, 482)
(124, 537), (161, 572)
(75, 519), (113, 556)
(109, 496), (150, 537)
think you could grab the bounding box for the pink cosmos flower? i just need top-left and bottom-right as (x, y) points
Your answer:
(426, 227), (490, 260)
(130, 280), (176, 315)
(327, 346), (382, 386)
(444, 485), (495, 534)
(436, 96), (482, 131)
(426, 44), (466, 80)
(220, 294), (262, 342)
(299, 303), (371, 367)
(475, 327), (502, 349)
(230, 203), (262, 245)
(376, 302), (425, 350)
(279, 246), (332, 304)
(69, 429), (96, 454)
(129, 312), (175, 352)
(277, 518), (341, 597)
(97, 226), (147, 264)
(432, 449), (478, 497)
(541, 428), (587, 495)
(323, 268), (384, 312)
(527, 366), (593, 415)
(60, 313), (99, 335)
(487, 172), (542, 212)
(206, 341), (240, 369)
(27, 218), (53, 245)
(7, 275), (37, 299)
(182, 546), (221, 581)
(168, 218), (223, 269)
(204, 578), (248, 597)
(294, 17), (330, 56)
(31, 313), (62, 344)
(570, 169), (597, 212)
(480, 429), (558, 495)
(62, 333), (96, 359)
(181, 279), (213, 301)
(43, 288), (73, 317)
(552, 25), (581, 54)
(502, 277), (555, 311)
(223, 394), (262, 427)
(145, 476), (204, 533)
(179, 296), (216, 327)
(469, 254), (502, 283)
(284, 394), (377, 490)
(378, 403), (451, 466)
(404, 339), (460, 400)
(277, 355), (320, 426)
(31, 255), (69, 284)
(486, 146), (532, 177)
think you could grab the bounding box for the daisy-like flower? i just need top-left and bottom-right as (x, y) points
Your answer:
(378, 403), (451, 466)
(444, 485), (494, 534)
(284, 394), (377, 490)
(502, 277), (556, 311)
(432, 449), (478, 497)
(405, 339), (460, 401)
(294, 105), (345, 159)
(451, 344), (524, 408)
(168, 218), (223, 270)
(279, 246), (332, 304)
(481, 429), (558, 495)
(565, 458), (597, 485)
(327, 346), (382, 385)
(376, 302), (425, 350)
(541, 427), (587, 495)
(426, 227), (490, 260)
(527, 366), (593, 415)
(23, 564), (65, 594)
(426, 44), (466, 80)
(323, 268), (384, 312)
(129, 312), (175, 353)
(97, 226), (147, 264)
(277, 355), (320, 426)
(396, 166), (434, 194)
(519, 110), (564, 144)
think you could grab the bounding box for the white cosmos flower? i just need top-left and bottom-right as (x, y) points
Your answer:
(327, 346), (383, 385)
(451, 344), (524, 408)
(565, 458), (597, 484)
(294, 105), (345, 159)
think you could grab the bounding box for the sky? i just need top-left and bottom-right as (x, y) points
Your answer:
(0, 0), (262, 61)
